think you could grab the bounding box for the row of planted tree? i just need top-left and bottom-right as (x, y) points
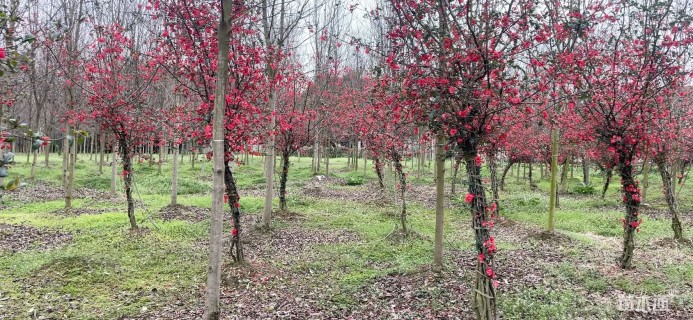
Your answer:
(2, 0), (693, 319)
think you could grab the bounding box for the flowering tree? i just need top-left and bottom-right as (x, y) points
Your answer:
(274, 69), (317, 212)
(153, 0), (265, 264)
(570, 0), (693, 268)
(384, 0), (547, 317)
(650, 89), (693, 240)
(359, 74), (418, 234)
(86, 24), (161, 229)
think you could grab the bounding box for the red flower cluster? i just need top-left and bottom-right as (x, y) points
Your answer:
(483, 236), (497, 254)
(623, 183), (641, 204)
(465, 193), (475, 203)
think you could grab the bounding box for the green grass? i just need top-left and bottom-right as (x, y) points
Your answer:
(1, 152), (691, 318)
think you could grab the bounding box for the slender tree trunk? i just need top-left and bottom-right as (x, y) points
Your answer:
(500, 161), (514, 191)
(204, 1), (233, 318)
(516, 162), (521, 182)
(62, 125), (70, 187)
(312, 135), (320, 173)
(618, 153), (639, 269)
(548, 128), (559, 232)
(44, 141), (50, 167)
(354, 141), (359, 172)
(158, 143), (164, 175)
(65, 137), (76, 209)
(90, 134), (96, 161)
(30, 150), (38, 179)
(225, 152), (243, 262)
(171, 144), (179, 206)
(582, 157), (590, 186)
(488, 151), (499, 213)
(120, 139), (137, 230)
(451, 156), (461, 194)
(560, 154), (571, 193)
(601, 168), (612, 199)
(528, 162), (535, 189)
(655, 157), (683, 240)
(191, 149), (196, 169)
(433, 132), (445, 268)
(393, 152), (408, 235)
(325, 141), (330, 176)
(279, 149), (290, 212)
(363, 150), (367, 175)
(111, 141), (117, 195)
(464, 152), (497, 320)
(99, 133), (105, 174)
(374, 156), (385, 190)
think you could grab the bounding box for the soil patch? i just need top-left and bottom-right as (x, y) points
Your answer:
(0, 223), (72, 253)
(158, 205), (212, 223)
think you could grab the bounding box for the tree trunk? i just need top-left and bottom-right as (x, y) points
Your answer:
(111, 141), (118, 195)
(618, 153), (639, 269)
(204, 1), (233, 318)
(655, 157), (683, 240)
(560, 154), (570, 193)
(465, 152), (497, 320)
(99, 133), (105, 174)
(325, 142), (330, 176)
(548, 128), (559, 232)
(30, 151), (38, 179)
(191, 149), (196, 169)
(488, 151), (499, 213)
(363, 150), (367, 175)
(516, 162), (521, 182)
(90, 134), (96, 161)
(433, 132), (445, 268)
(582, 157), (590, 186)
(528, 162), (535, 189)
(500, 161), (514, 191)
(312, 135), (320, 173)
(279, 149), (290, 212)
(44, 141), (50, 167)
(158, 142), (164, 175)
(62, 125), (70, 187)
(225, 154), (244, 263)
(120, 139), (137, 230)
(65, 136), (76, 209)
(171, 144), (179, 206)
(393, 152), (408, 235)
(601, 168), (612, 199)
(451, 156), (461, 194)
(374, 156), (385, 190)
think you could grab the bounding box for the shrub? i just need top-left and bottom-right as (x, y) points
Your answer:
(345, 172), (365, 186)
(572, 184), (596, 195)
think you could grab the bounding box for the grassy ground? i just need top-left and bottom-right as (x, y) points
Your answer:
(0, 152), (691, 319)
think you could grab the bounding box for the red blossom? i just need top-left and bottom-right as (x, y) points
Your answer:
(465, 193), (475, 203)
